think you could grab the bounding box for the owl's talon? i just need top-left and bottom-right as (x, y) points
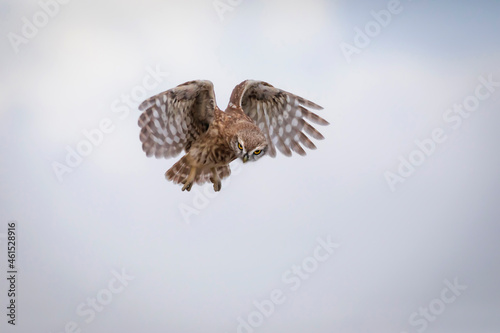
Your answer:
(212, 180), (221, 192)
(210, 168), (221, 192)
(182, 181), (193, 191)
(180, 167), (197, 192)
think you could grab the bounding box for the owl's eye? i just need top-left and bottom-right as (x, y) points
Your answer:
(238, 142), (243, 150)
(253, 150), (262, 155)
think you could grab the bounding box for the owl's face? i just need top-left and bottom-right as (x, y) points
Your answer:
(233, 127), (268, 163)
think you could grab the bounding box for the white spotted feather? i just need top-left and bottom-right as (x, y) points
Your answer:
(230, 80), (328, 157)
(138, 80), (215, 158)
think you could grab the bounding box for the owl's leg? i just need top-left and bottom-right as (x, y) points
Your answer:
(210, 167), (221, 192)
(182, 167), (197, 192)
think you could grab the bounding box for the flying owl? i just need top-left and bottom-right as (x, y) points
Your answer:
(138, 80), (328, 192)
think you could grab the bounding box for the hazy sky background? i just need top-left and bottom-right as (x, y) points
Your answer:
(1, 0), (499, 332)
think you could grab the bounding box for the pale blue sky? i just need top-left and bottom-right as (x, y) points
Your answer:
(1, 1), (499, 333)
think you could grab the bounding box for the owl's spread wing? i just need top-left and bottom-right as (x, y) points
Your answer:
(138, 80), (216, 158)
(230, 80), (328, 157)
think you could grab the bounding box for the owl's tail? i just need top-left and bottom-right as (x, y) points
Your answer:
(165, 156), (231, 186)
(165, 156), (191, 185)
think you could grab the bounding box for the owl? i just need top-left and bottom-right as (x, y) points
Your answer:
(138, 80), (328, 192)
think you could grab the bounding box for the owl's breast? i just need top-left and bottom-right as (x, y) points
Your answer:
(188, 126), (236, 167)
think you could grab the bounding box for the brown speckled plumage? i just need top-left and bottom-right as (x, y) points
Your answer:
(138, 80), (328, 192)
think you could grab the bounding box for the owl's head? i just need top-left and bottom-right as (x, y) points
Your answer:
(232, 124), (268, 163)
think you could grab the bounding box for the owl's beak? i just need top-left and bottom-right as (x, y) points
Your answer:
(242, 154), (249, 163)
